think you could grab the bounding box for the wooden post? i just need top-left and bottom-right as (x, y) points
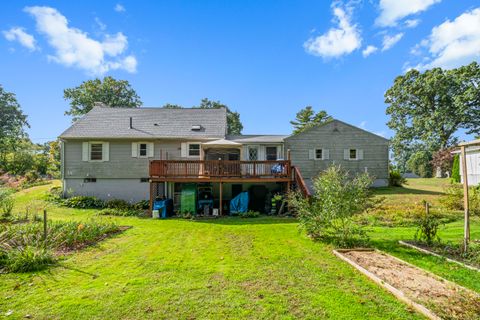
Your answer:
(149, 181), (154, 217)
(287, 149), (291, 161)
(219, 182), (223, 216)
(461, 145), (470, 252)
(43, 209), (47, 246)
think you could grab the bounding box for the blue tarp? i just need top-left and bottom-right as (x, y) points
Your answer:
(230, 191), (249, 214)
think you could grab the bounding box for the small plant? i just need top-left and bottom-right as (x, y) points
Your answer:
(239, 210), (260, 218)
(1, 246), (55, 273)
(451, 154), (460, 183)
(414, 206), (441, 245)
(63, 196), (104, 209)
(177, 211), (194, 219)
(388, 170), (406, 187)
(440, 184), (480, 215)
(104, 199), (132, 210)
(0, 195), (14, 218)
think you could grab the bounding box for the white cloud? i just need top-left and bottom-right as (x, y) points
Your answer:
(404, 19), (420, 28)
(362, 45), (378, 57)
(304, 3), (362, 58)
(413, 8), (480, 70)
(94, 17), (107, 31)
(359, 121), (367, 129)
(376, 0), (441, 27)
(382, 33), (403, 51)
(2, 27), (38, 51)
(24, 6), (137, 75)
(114, 4), (126, 13)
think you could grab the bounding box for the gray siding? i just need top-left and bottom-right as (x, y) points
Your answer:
(285, 120), (389, 184)
(64, 178), (149, 202)
(63, 139), (194, 179)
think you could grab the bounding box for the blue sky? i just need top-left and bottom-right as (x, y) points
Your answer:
(1, 0), (479, 143)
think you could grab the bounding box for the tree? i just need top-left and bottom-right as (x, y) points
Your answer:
(0, 85), (29, 170)
(290, 106), (332, 134)
(385, 62), (480, 164)
(407, 151), (433, 178)
(196, 98), (243, 135)
(431, 148), (454, 177)
(451, 154), (460, 183)
(288, 165), (373, 247)
(64, 76), (142, 121)
(162, 98), (244, 135)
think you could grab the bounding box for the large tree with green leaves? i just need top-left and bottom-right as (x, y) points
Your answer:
(64, 76), (142, 121)
(162, 98), (243, 135)
(0, 85), (29, 169)
(386, 62), (480, 164)
(290, 106), (332, 134)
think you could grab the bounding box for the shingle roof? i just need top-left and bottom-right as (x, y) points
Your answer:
(226, 135), (288, 143)
(59, 106), (227, 139)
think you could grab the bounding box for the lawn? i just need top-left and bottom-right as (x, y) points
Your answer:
(0, 180), (479, 319)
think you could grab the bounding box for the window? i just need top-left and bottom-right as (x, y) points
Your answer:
(248, 147), (258, 161)
(315, 149), (323, 160)
(84, 178), (96, 183)
(139, 143), (147, 157)
(140, 178), (149, 183)
(188, 144), (200, 156)
(349, 149), (357, 160)
(266, 147), (277, 161)
(90, 143), (103, 161)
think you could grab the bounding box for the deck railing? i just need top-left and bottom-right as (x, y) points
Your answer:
(292, 166), (311, 198)
(149, 160), (291, 179)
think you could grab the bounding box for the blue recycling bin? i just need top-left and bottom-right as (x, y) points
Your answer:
(153, 199), (173, 218)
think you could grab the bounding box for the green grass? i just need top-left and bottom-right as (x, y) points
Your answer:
(0, 180), (478, 319)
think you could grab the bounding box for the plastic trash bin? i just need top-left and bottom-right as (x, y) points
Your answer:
(153, 199), (173, 218)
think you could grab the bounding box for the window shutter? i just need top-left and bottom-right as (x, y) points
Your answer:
(324, 149), (330, 160)
(103, 142), (109, 161)
(82, 142), (89, 161)
(308, 149), (315, 160)
(181, 143), (187, 157)
(358, 149), (364, 160)
(131, 142), (138, 157)
(344, 149), (349, 160)
(147, 142), (154, 158)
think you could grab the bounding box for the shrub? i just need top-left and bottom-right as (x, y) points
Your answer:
(451, 154), (460, 183)
(104, 199), (132, 210)
(1, 246), (55, 273)
(98, 208), (142, 217)
(407, 150), (433, 178)
(440, 184), (480, 215)
(288, 165), (373, 248)
(63, 196), (104, 209)
(133, 200), (150, 210)
(414, 208), (441, 245)
(389, 170), (406, 187)
(0, 196), (14, 218)
(239, 210), (260, 218)
(24, 170), (40, 183)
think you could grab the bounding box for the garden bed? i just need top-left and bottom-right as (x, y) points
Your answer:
(399, 240), (480, 271)
(334, 249), (480, 320)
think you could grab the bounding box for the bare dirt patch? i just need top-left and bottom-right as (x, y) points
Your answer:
(339, 250), (480, 320)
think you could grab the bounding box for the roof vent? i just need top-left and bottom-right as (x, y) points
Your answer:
(191, 125), (202, 131)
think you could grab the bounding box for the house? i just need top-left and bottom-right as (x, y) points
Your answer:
(59, 105), (389, 214)
(453, 140), (480, 186)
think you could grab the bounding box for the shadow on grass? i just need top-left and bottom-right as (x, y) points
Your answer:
(189, 215), (298, 226)
(373, 186), (443, 196)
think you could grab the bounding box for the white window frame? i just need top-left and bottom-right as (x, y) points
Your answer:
(265, 146), (278, 161)
(349, 149), (358, 160)
(248, 146), (259, 161)
(88, 141), (106, 162)
(315, 148), (323, 160)
(187, 143), (201, 157)
(138, 143), (148, 158)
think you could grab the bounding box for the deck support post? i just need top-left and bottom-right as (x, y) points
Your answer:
(149, 181), (154, 217)
(461, 145), (470, 252)
(219, 182), (223, 216)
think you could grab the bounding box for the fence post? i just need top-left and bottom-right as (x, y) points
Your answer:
(43, 209), (47, 245)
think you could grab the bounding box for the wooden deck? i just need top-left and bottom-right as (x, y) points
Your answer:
(149, 160), (292, 182)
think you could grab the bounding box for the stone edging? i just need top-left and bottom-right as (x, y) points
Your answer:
(333, 249), (441, 320)
(398, 240), (480, 272)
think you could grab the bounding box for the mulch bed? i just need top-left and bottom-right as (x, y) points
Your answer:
(336, 249), (480, 320)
